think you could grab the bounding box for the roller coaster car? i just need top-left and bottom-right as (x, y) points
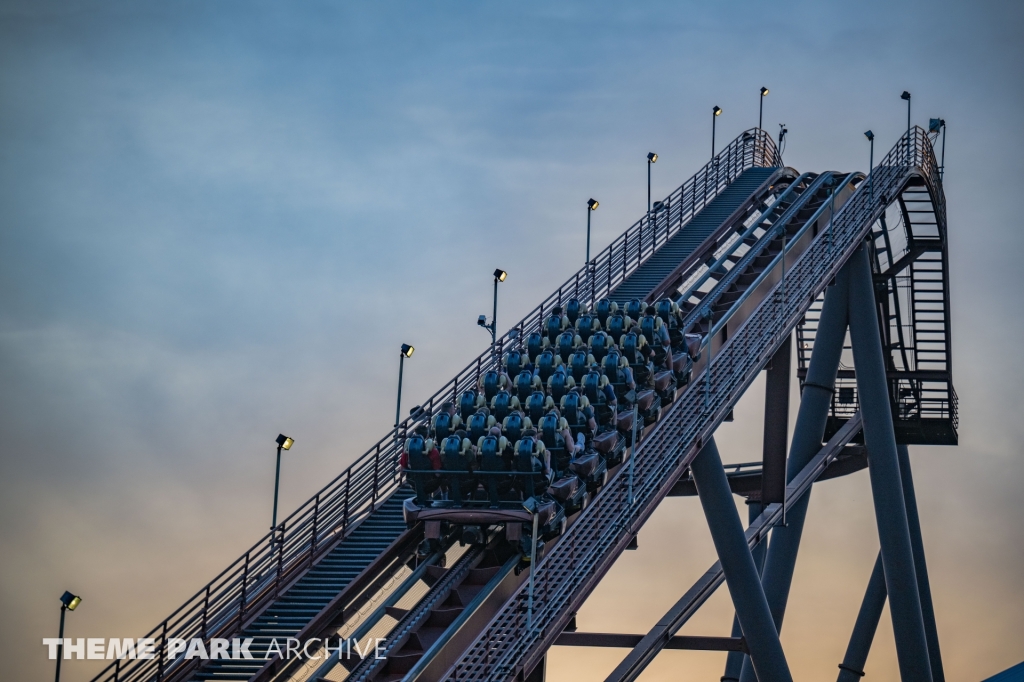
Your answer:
(402, 495), (565, 544)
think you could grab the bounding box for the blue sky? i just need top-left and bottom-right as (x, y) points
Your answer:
(1, 1), (1022, 679)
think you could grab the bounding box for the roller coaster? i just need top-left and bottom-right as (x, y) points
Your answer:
(88, 123), (954, 682)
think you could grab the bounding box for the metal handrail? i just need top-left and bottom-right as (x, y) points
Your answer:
(438, 127), (942, 681)
(87, 128), (779, 682)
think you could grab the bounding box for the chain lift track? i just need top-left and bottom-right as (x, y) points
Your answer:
(87, 127), (953, 682)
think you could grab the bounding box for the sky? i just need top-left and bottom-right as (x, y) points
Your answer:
(1, 0), (1022, 680)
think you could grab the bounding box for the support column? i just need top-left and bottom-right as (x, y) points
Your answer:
(722, 501), (766, 681)
(837, 552), (887, 682)
(739, 262), (851, 682)
(898, 443), (945, 682)
(691, 438), (792, 682)
(847, 244), (932, 682)
(762, 335), (791, 507)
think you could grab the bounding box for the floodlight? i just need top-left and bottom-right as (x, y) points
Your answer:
(276, 434), (294, 450)
(588, 198), (599, 210)
(401, 343), (415, 358)
(494, 269), (507, 282)
(60, 592), (81, 611)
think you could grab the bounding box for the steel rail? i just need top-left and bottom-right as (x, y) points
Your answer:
(435, 128), (940, 681)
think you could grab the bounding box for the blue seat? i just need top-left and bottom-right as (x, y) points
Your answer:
(576, 313), (598, 343)
(514, 437), (546, 497)
(503, 410), (527, 442)
(527, 331), (545, 363)
(505, 349), (526, 378)
(589, 331), (611, 363)
(570, 349), (592, 382)
(406, 435), (437, 504)
(478, 434), (506, 505)
(595, 298), (616, 327)
(441, 435), (475, 504)
(549, 368), (571, 402)
(492, 390), (513, 421)
(607, 313), (627, 341)
(537, 349), (558, 383)
(565, 298), (582, 326)
(516, 370), (537, 401)
(527, 391), (549, 423)
(459, 390), (480, 421)
(556, 330), (577, 364)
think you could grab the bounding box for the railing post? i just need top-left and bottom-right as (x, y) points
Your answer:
(157, 620), (168, 680)
(309, 491), (317, 561)
(606, 246), (612, 293)
(239, 551), (250, 621)
(201, 584), (210, 639)
(371, 444), (381, 507)
(343, 469), (351, 534)
(275, 521), (286, 597)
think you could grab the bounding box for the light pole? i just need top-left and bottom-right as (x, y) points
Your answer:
(712, 106), (722, 158)
(930, 118), (946, 178)
(901, 91), (912, 155)
(864, 130), (875, 202)
(396, 344), (415, 430)
(759, 87), (769, 130)
(478, 269), (507, 357)
(272, 433), (294, 532)
(586, 198), (599, 302)
(523, 496), (541, 629)
(646, 152), (658, 220)
(55, 591), (81, 682)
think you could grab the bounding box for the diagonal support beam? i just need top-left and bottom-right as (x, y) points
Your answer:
(847, 244), (933, 682)
(603, 414), (862, 682)
(691, 437), (792, 681)
(897, 443), (945, 682)
(837, 552), (887, 682)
